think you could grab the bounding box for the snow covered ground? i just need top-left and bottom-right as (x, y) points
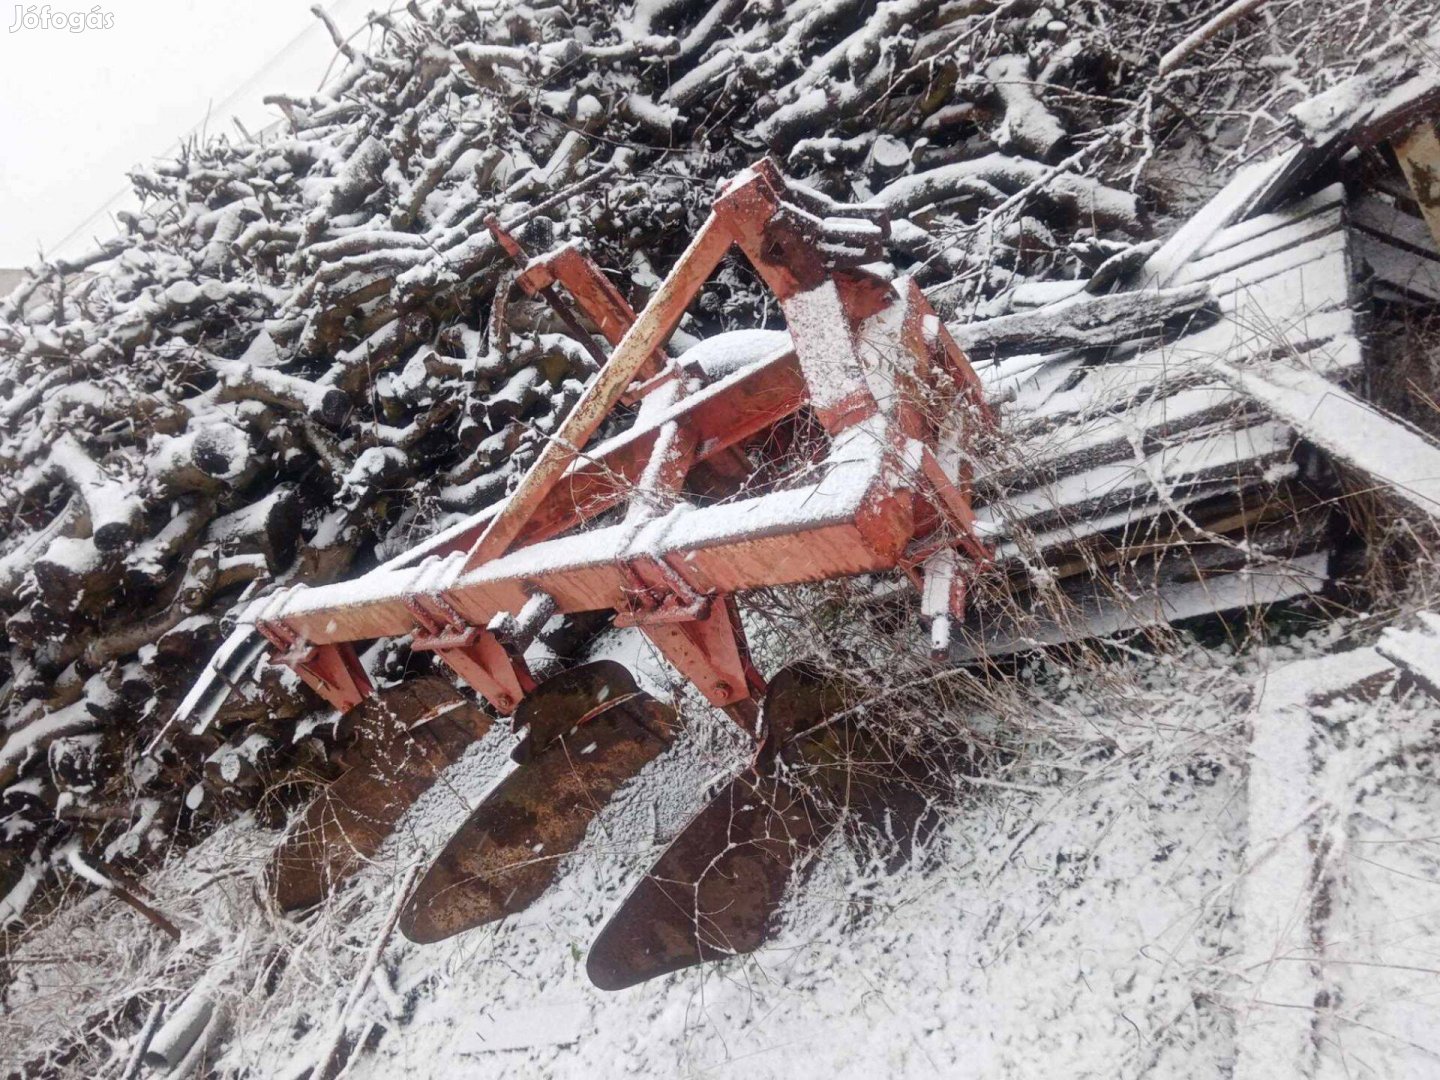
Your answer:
(7, 618), (1440, 1078)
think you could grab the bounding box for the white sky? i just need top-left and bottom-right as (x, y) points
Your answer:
(0, 0), (379, 267)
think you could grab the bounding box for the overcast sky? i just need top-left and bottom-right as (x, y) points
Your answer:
(0, 0), (379, 267)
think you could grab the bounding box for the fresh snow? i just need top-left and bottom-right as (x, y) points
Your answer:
(1377, 613), (1440, 700)
(13, 628), (1440, 1077)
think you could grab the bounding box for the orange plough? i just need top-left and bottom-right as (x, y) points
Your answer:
(242, 159), (994, 985)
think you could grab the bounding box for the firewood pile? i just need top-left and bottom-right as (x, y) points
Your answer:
(0, 0), (1431, 943)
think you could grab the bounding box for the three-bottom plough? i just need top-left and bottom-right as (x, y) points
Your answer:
(242, 159), (995, 988)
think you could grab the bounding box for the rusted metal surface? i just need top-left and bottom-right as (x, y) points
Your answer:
(586, 663), (854, 989)
(518, 348), (805, 544)
(611, 524), (768, 714)
(399, 666), (678, 944)
(587, 765), (831, 991)
(258, 623), (372, 715)
(522, 244), (639, 349)
(405, 592), (536, 715)
(587, 662), (950, 989)
(272, 493), (922, 651)
(255, 158), (992, 728)
(268, 676), (491, 911)
(485, 214), (665, 382)
(237, 160), (1002, 979)
(510, 659), (643, 760)
(1395, 122), (1440, 250)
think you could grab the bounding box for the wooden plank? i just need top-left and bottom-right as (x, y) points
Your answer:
(1198, 229), (1348, 298)
(994, 382), (1253, 489)
(1212, 245), (1352, 322)
(951, 284), (1210, 357)
(1349, 192), (1440, 258)
(1137, 149), (1302, 287)
(1019, 305), (1358, 437)
(1195, 183), (1344, 260)
(1017, 497), (1328, 584)
(1177, 205), (1343, 287)
(998, 493), (1252, 565)
(1290, 52), (1440, 149)
(1352, 232), (1440, 302)
(463, 211), (733, 570)
(950, 550), (1328, 662)
(995, 475), (1284, 554)
(981, 420), (1295, 537)
(1210, 356), (1440, 519)
(1009, 233), (1352, 423)
(1005, 354), (1089, 419)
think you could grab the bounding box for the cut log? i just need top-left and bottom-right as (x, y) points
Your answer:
(148, 420), (262, 495)
(83, 547), (220, 670)
(985, 54), (1067, 160)
(205, 486), (302, 573)
(950, 282), (1211, 356)
(0, 496), (84, 607)
(32, 535), (122, 616)
(876, 153), (1140, 230)
(48, 435), (145, 552)
(214, 362), (350, 428)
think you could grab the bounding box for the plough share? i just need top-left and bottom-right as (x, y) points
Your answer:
(241, 160), (994, 988)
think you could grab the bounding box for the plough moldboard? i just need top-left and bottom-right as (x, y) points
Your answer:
(233, 158), (996, 987)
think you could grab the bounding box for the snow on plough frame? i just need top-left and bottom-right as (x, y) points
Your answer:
(233, 159), (995, 988)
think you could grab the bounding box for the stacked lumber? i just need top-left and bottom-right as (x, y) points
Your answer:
(954, 62), (1440, 662)
(956, 176), (1364, 657)
(1350, 188), (1440, 305)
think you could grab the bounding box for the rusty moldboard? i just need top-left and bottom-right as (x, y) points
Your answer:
(586, 766), (833, 991)
(586, 662), (945, 990)
(268, 676), (491, 912)
(400, 670), (678, 944)
(509, 659), (644, 762)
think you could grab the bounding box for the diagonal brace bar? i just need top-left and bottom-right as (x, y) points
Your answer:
(464, 211), (734, 571)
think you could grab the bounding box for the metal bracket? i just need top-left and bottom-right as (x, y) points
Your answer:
(402, 594), (535, 714)
(404, 595), (482, 652)
(615, 556), (710, 627)
(257, 620), (372, 714)
(410, 624), (483, 652)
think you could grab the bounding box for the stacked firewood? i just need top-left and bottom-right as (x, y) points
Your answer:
(0, 0), (1418, 928)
